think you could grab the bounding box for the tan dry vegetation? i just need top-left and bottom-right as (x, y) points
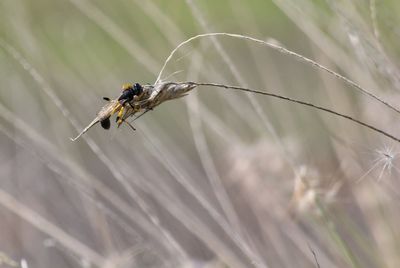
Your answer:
(1, 0), (400, 267)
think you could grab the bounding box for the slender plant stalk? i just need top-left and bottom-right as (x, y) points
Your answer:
(307, 243), (321, 268)
(156, 33), (400, 116)
(189, 82), (400, 144)
(0, 189), (106, 267)
(369, 0), (380, 41)
(316, 199), (361, 268)
(0, 40), (188, 261)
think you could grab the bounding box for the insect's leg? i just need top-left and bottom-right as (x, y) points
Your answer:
(127, 102), (135, 110)
(126, 97), (139, 111)
(116, 106), (125, 126)
(130, 103), (142, 112)
(110, 103), (122, 116)
(123, 120), (136, 131)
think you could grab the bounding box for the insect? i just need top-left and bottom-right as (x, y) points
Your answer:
(70, 81), (197, 141)
(102, 82), (144, 129)
(70, 80), (400, 145)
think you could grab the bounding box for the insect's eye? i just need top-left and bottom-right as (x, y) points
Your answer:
(133, 83), (143, 95)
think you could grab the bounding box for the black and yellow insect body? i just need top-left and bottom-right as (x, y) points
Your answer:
(118, 83), (143, 105)
(70, 81), (197, 141)
(115, 83), (144, 125)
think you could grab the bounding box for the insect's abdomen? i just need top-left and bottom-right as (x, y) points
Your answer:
(100, 118), (111, 129)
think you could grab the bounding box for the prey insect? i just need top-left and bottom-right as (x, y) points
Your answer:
(70, 81), (197, 141)
(71, 80), (400, 145)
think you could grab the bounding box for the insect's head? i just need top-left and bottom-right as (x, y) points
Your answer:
(118, 83), (144, 104)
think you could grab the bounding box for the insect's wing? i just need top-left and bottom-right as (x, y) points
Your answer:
(70, 117), (100, 141)
(70, 99), (120, 141)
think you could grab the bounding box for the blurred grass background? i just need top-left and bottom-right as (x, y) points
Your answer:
(1, 0), (400, 267)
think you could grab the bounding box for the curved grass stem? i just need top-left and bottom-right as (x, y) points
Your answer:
(156, 33), (400, 115)
(189, 82), (400, 144)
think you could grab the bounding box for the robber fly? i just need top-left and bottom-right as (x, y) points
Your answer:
(70, 81), (197, 141)
(70, 83), (145, 141)
(102, 82), (144, 128)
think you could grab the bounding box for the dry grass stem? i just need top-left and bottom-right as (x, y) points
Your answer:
(190, 82), (400, 144)
(156, 32), (400, 115)
(0, 189), (106, 267)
